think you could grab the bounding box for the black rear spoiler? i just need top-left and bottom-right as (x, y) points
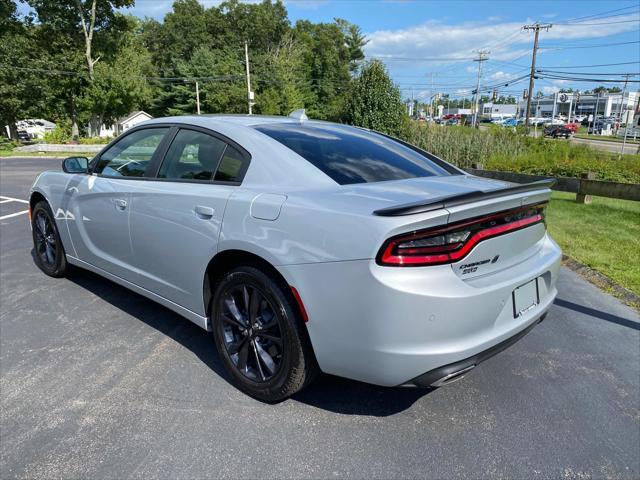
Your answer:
(373, 179), (556, 217)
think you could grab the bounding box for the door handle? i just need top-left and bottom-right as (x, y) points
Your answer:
(115, 198), (127, 211)
(194, 205), (214, 220)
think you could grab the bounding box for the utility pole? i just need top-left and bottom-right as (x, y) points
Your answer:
(195, 80), (201, 115)
(590, 92), (601, 135)
(244, 40), (254, 115)
(472, 50), (489, 128)
(184, 79), (201, 114)
(430, 72), (435, 118)
(523, 23), (552, 129)
(619, 75), (631, 156)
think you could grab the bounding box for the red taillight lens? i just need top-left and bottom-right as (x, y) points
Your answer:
(377, 203), (546, 267)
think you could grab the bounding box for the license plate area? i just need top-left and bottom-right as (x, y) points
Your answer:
(512, 278), (539, 318)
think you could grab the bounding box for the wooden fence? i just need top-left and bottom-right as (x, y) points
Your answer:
(466, 166), (640, 204)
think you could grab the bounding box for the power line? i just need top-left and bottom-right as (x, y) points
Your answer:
(539, 40), (640, 50)
(553, 18), (639, 26)
(369, 55), (475, 62)
(536, 61), (640, 68)
(537, 74), (640, 83)
(558, 4), (639, 23)
(537, 70), (640, 76)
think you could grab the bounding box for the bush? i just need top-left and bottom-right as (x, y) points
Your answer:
(405, 124), (640, 184)
(43, 122), (71, 144)
(79, 136), (110, 144)
(0, 137), (17, 152)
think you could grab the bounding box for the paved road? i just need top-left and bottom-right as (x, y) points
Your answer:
(1, 157), (639, 479)
(570, 137), (639, 155)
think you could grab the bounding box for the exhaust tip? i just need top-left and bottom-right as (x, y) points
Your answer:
(430, 365), (476, 387)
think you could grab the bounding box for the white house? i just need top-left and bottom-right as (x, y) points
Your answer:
(92, 111), (153, 138)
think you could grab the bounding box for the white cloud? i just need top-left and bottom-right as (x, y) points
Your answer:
(488, 71), (515, 81)
(542, 79), (570, 94)
(365, 14), (639, 66)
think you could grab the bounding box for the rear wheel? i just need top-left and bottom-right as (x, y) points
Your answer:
(31, 201), (67, 277)
(211, 265), (317, 402)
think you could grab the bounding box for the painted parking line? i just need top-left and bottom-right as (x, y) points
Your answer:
(0, 196), (30, 220)
(0, 210), (29, 220)
(0, 196), (29, 204)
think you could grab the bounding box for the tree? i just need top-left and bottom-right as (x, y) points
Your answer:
(343, 59), (409, 137)
(254, 35), (309, 115)
(293, 20), (355, 120)
(80, 23), (154, 134)
(0, 1), (61, 138)
(25, 0), (134, 138)
(335, 18), (367, 73)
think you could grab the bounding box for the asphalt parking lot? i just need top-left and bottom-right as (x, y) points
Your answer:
(1, 156), (639, 479)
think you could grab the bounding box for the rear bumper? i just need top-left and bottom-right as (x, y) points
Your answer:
(279, 233), (562, 387)
(407, 312), (547, 388)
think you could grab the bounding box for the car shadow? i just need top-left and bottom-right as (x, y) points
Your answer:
(61, 264), (432, 416)
(554, 298), (640, 331)
(291, 375), (432, 416)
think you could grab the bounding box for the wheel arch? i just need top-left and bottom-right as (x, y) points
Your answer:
(203, 247), (319, 370)
(203, 249), (293, 319)
(29, 190), (47, 212)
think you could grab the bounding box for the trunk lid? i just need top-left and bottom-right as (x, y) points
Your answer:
(361, 175), (553, 278)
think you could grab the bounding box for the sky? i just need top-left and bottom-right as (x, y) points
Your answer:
(17, 0), (640, 101)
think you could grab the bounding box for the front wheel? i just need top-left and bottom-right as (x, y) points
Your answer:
(31, 201), (67, 277)
(211, 266), (318, 402)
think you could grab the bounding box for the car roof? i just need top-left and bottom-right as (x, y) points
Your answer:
(144, 114), (318, 129)
(141, 114), (343, 189)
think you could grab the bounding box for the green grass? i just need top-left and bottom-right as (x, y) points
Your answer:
(407, 124), (640, 183)
(547, 191), (640, 296)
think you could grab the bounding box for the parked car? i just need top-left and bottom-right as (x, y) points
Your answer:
(16, 130), (31, 141)
(564, 123), (579, 133)
(544, 125), (573, 138)
(30, 113), (561, 401)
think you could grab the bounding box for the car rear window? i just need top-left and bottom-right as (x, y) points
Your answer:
(254, 123), (453, 185)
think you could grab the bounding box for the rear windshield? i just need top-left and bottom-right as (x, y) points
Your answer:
(254, 123), (453, 185)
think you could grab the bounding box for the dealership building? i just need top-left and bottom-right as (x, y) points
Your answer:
(517, 91), (639, 122)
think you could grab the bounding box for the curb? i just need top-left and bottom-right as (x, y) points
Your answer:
(562, 254), (639, 311)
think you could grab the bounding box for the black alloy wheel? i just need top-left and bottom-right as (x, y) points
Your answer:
(211, 265), (318, 402)
(31, 201), (67, 277)
(219, 283), (283, 382)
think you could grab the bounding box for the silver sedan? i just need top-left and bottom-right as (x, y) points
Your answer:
(30, 113), (561, 401)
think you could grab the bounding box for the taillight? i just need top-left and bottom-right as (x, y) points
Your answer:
(377, 203), (546, 267)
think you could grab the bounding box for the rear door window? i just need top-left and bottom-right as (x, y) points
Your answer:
(254, 123), (452, 185)
(158, 129), (227, 180)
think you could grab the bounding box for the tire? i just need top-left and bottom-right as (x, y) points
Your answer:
(211, 265), (318, 402)
(31, 201), (68, 277)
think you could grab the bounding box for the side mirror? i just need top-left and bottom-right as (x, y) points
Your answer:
(62, 156), (89, 174)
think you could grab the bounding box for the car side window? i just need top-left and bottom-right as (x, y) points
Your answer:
(95, 128), (169, 177)
(158, 129), (227, 181)
(214, 145), (247, 183)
